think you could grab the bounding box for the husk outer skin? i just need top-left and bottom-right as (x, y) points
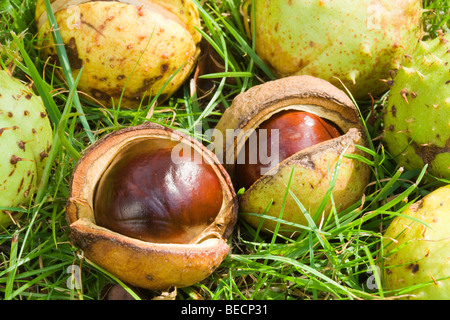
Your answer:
(381, 184), (450, 300)
(35, 0), (201, 108)
(240, 128), (369, 233)
(214, 75), (371, 234)
(66, 122), (238, 290)
(0, 71), (53, 228)
(252, 0), (423, 100)
(383, 33), (450, 180)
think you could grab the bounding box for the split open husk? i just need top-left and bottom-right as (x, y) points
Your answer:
(214, 75), (371, 235)
(66, 122), (237, 290)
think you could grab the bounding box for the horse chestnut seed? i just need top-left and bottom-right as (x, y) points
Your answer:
(235, 110), (342, 189)
(94, 139), (223, 244)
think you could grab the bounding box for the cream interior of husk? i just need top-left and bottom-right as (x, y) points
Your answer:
(227, 103), (356, 171)
(69, 129), (235, 246)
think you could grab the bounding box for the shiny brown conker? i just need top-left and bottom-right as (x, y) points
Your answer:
(94, 138), (223, 244)
(235, 110), (342, 189)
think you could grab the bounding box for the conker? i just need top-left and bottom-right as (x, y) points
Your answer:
(235, 110), (342, 189)
(94, 139), (223, 244)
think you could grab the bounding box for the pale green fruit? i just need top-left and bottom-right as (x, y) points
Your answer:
(0, 70), (53, 228)
(383, 33), (450, 180)
(381, 184), (450, 299)
(250, 0), (423, 100)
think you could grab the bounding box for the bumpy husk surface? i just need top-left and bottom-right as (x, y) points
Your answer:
(250, 0), (423, 100)
(381, 184), (450, 299)
(35, 0), (201, 108)
(0, 71), (53, 228)
(66, 122), (238, 290)
(214, 75), (371, 234)
(384, 33), (450, 180)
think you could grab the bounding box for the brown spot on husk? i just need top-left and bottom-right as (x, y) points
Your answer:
(17, 141), (26, 151)
(65, 37), (83, 69)
(91, 89), (112, 102)
(160, 64), (169, 73)
(407, 263), (419, 273)
(17, 177), (24, 193)
(40, 151), (49, 161)
(391, 105), (396, 117)
(10, 155), (21, 165)
(412, 139), (450, 171)
(131, 77), (163, 101)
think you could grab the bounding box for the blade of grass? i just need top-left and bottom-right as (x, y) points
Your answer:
(311, 144), (349, 222)
(288, 189), (340, 270)
(3, 197), (48, 300)
(84, 259), (141, 300)
(4, 232), (18, 299)
(198, 71), (253, 79)
(268, 166), (295, 249)
(43, 0), (94, 144)
(57, 112), (82, 161)
(9, 262), (70, 298)
(233, 253), (357, 299)
(189, 36), (228, 131)
(2, 59), (85, 300)
(192, 0), (276, 80)
(212, 4), (276, 80)
(375, 165), (427, 213)
(363, 245), (384, 298)
(35, 65), (84, 204)
(11, 32), (61, 124)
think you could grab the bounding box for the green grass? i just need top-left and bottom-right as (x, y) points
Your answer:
(0, 0), (449, 300)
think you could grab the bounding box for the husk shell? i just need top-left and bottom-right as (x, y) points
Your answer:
(381, 184), (450, 299)
(66, 122), (238, 290)
(0, 71), (53, 227)
(250, 0), (423, 100)
(383, 33), (450, 180)
(214, 75), (371, 234)
(35, 0), (201, 108)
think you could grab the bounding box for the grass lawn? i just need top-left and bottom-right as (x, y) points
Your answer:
(0, 0), (449, 300)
